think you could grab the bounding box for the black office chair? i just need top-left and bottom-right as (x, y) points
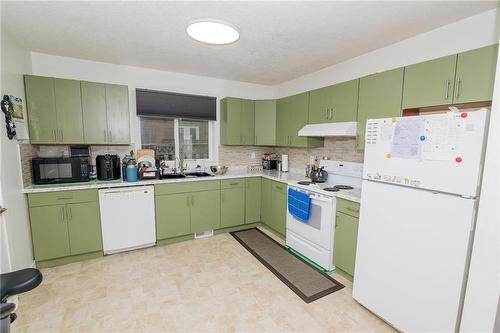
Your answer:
(0, 268), (42, 333)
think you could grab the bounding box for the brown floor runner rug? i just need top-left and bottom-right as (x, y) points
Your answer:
(230, 228), (344, 303)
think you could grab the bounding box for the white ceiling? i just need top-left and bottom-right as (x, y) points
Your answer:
(2, 1), (497, 85)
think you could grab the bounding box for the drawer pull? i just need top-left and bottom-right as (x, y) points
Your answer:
(57, 197), (73, 200)
(346, 207), (359, 213)
(229, 182), (239, 186)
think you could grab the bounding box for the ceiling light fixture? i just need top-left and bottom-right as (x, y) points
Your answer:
(186, 20), (239, 45)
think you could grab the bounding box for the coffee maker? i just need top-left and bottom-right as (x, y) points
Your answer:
(96, 154), (121, 180)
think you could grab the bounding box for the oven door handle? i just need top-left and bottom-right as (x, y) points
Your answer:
(308, 195), (333, 203)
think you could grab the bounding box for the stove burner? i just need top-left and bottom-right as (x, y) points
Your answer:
(297, 181), (312, 185)
(333, 185), (354, 190)
(322, 187), (340, 192)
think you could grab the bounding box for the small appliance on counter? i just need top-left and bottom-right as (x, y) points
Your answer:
(96, 154), (121, 180)
(262, 153), (278, 170)
(32, 157), (90, 185)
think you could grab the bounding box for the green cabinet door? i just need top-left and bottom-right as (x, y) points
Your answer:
(82, 81), (108, 144)
(254, 100), (276, 145)
(287, 92), (309, 147)
(402, 54), (457, 109)
(270, 187), (287, 235)
(334, 212), (359, 277)
(66, 202), (103, 255)
(221, 187), (245, 228)
(330, 79), (359, 122)
(29, 205), (70, 261)
(220, 98), (242, 145)
(54, 78), (84, 144)
(275, 97), (290, 146)
(155, 193), (191, 240)
(454, 44), (499, 103)
(357, 68), (404, 150)
(191, 190), (221, 232)
(240, 99), (255, 145)
(105, 84), (130, 144)
(261, 178), (272, 226)
(308, 86), (331, 124)
(24, 75), (57, 144)
(245, 177), (261, 224)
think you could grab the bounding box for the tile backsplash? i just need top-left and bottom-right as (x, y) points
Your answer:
(20, 144), (132, 187)
(218, 137), (364, 174)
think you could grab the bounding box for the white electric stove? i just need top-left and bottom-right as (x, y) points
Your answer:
(286, 160), (362, 271)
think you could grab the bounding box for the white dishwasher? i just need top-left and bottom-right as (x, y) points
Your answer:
(99, 186), (156, 255)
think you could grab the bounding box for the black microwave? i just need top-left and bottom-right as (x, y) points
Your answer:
(31, 157), (90, 185)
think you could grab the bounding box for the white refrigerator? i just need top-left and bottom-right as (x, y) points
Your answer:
(352, 109), (488, 332)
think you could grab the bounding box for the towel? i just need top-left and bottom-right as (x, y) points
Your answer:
(288, 188), (311, 222)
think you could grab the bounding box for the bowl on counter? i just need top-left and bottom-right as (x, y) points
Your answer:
(210, 165), (228, 175)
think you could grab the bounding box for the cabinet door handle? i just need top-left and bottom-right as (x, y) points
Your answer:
(61, 207), (65, 222)
(60, 129), (64, 142)
(104, 130), (107, 143)
(325, 108), (329, 120)
(229, 182), (239, 186)
(57, 197), (73, 200)
(191, 195), (195, 206)
(53, 129), (57, 142)
(255, 135), (257, 144)
(445, 80), (451, 100)
(67, 206), (72, 221)
(455, 78), (461, 99)
(109, 130), (112, 142)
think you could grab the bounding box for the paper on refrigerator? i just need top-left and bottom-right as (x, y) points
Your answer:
(390, 117), (425, 160)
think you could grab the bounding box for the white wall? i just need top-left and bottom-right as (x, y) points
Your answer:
(459, 31), (500, 332)
(0, 31), (34, 271)
(275, 8), (500, 97)
(30, 53), (275, 163)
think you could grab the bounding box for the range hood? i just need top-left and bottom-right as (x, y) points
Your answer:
(298, 121), (357, 137)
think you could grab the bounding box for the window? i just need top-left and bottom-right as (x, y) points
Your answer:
(140, 117), (211, 161)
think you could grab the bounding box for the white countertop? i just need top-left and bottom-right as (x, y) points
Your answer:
(23, 170), (361, 203)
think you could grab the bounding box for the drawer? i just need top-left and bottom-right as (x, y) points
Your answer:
(336, 197), (360, 218)
(155, 180), (220, 195)
(28, 189), (98, 207)
(271, 180), (287, 194)
(221, 178), (245, 189)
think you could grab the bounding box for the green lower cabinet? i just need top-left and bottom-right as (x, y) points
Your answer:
(245, 177), (261, 224)
(334, 211), (359, 277)
(66, 202), (103, 255)
(261, 178), (272, 226)
(155, 193), (191, 240)
(28, 190), (103, 264)
(270, 183), (287, 235)
(29, 205), (70, 261)
(221, 187), (245, 228)
(191, 190), (221, 232)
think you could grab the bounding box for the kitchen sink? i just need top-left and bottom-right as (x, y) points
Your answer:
(184, 172), (213, 177)
(160, 174), (186, 179)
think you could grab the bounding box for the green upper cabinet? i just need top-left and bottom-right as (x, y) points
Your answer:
(454, 44), (498, 103)
(82, 81), (108, 144)
(254, 100), (276, 145)
(402, 54), (458, 109)
(240, 99), (255, 145)
(25, 75), (58, 144)
(105, 84), (130, 144)
(245, 177), (261, 224)
(357, 68), (404, 150)
(276, 93), (323, 148)
(53, 78), (84, 144)
(25, 75), (84, 144)
(25, 75), (129, 145)
(220, 97), (255, 145)
(308, 80), (359, 124)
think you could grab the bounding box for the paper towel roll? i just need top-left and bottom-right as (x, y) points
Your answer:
(281, 154), (289, 172)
